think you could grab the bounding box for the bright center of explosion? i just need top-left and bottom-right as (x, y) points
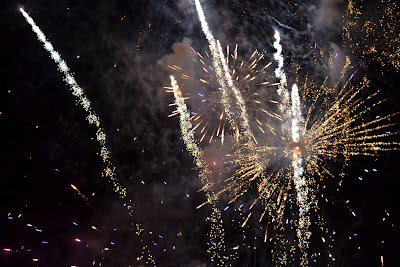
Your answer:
(287, 141), (306, 155)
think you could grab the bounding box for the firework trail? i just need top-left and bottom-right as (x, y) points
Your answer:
(19, 8), (125, 199)
(194, 0), (257, 145)
(290, 83), (310, 265)
(273, 30), (289, 115)
(19, 8), (156, 265)
(273, 30), (310, 265)
(169, 75), (226, 264)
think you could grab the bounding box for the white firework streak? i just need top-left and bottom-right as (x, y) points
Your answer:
(169, 76), (213, 188)
(273, 30), (290, 114)
(291, 84), (310, 266)
(169, 76), (226, 264)
(217, 41), (258, 144)
(291, 84), (302, 143)
(19, 8), (125, 198)
(194, 0), (257, 145)
(274, 32), (310, 265)
(20, 8), (156, 264)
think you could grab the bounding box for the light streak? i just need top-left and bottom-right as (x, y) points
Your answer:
(169, 75), (226, 264)
(290, 82), (310, 265)
(70, 184), (93, 209)
(19, 8), (125, 198)
(194, 0), (257, 146)
(19, 8), (156, 265)
(273, 30), (290, 115)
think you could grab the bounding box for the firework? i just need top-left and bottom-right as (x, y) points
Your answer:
(19, 8), (156, 265)
(19, 8), (125, 198)
(168, 46), (279, 145)
(168, 75), (226, 264)
(169, 1), (399, 266)
(194, 0), (259, 147)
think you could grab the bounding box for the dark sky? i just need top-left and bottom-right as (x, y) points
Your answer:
(1, 0), (399, 266)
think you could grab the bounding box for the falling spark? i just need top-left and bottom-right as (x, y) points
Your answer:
(70, 184), (93, 209)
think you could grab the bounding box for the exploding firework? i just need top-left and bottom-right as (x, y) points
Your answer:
(168, 1), (399, 265)
(168, 45), (279, 145)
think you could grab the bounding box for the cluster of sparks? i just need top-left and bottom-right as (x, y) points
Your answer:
(344, 0), (400, 71)
(168, 0), (399, 265)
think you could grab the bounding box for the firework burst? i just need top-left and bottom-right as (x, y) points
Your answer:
(168, 1), (399, 265)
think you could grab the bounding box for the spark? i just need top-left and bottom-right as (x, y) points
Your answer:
(70, 184), (93, 209)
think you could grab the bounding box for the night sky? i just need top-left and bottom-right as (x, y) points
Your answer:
(1, 0), (400, 266)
